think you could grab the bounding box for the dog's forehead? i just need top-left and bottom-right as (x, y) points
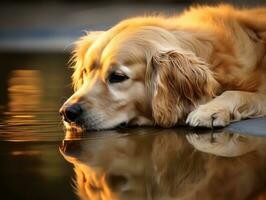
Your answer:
(81, 27), (150, 78)
(81, 44), (118, 73)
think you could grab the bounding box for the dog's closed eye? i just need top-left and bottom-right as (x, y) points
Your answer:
(108, 71), (129, 84)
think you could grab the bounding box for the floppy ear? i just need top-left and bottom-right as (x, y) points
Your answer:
(146, 49), (219, 127)
(71, 31), (104, 91)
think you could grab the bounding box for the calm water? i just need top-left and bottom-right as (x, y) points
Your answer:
(0, 53), (266, 200)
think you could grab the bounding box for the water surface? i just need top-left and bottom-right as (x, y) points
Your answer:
(0, 53), (76, 200)
(0, 53), (266, 200)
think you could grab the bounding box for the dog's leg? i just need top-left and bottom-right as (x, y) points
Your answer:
(186, 91), (266, 127)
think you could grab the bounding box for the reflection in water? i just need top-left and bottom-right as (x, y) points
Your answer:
(5, 70), (42, 140)
(2, 69), (50, 141)
(0, 53), (76, 200)
(0, 65), (70, 141)
(60, 129), (266, 200)
(0, 54), (265, 200)
(8, 70), (42, 112)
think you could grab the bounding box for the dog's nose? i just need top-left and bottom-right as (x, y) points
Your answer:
(59, 103), (82, 123)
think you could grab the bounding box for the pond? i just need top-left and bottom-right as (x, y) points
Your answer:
(0, 53), (265, 200)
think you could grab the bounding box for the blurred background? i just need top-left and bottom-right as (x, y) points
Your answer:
(1, 0), (266, 53)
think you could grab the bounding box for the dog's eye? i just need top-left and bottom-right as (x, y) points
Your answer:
(108, 71), (129, 84)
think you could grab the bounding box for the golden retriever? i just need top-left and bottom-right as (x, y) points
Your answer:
(60, 129), (266, 200)
(60, 4), (266, 130)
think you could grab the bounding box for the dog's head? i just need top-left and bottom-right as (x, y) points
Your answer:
(60, 18), (218, 130)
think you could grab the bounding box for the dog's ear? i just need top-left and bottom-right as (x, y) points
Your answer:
(146, 49), (219, 127)
(71, 31), (104, 91)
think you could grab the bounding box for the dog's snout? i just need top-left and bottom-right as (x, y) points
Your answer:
(59, 103), (82, 123)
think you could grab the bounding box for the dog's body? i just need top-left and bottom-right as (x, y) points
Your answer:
(60, 5), (266, 130)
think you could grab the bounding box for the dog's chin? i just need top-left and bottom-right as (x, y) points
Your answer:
(63, 121), (130, 133)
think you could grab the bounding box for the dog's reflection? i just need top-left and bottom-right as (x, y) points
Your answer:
(60, 129), (266, 200)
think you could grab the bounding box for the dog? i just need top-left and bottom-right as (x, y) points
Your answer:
(60, 4), (266, 130)
(60, 129), (266, 200)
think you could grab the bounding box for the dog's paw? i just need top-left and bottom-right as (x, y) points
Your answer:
(186, 132), (256, 157)
(186, 105), (231, 128)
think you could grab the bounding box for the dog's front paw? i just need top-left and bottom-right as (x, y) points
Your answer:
(186, 132), (256, 157)
(186, 105), (231, 128)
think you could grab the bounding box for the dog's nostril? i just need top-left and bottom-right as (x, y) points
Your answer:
(117, 122), (128, 128)
(60, 104), (82, 123)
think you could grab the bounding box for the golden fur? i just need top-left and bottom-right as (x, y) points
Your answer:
(60, 129), (266, 200)
(61, 4), (266, 130)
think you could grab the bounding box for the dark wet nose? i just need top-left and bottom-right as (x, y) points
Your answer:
(59, 103), (82, 123)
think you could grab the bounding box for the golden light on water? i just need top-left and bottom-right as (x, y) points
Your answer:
(1, 63), (71, 142)
(12, 115), (35, 118)
(4, 69), (42, 141)
(7, 69), (42, 112)
(11, 150), (41, 156)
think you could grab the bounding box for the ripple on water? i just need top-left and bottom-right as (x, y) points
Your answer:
(0, 55), (72, 142)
